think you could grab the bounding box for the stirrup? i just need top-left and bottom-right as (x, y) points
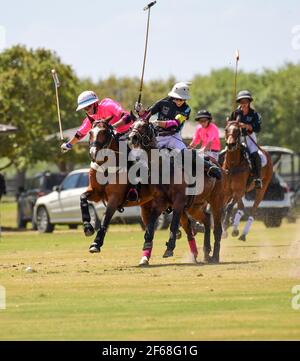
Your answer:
(254, 178), (263, 189)
(207, 166), (222, 180)
(127, 188), (139, 202)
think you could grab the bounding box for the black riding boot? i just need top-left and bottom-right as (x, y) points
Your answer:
(250, 152), (262, 189)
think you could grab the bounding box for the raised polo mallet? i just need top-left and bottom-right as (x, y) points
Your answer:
(137, 1), (157, 105)
(51, 69), (63, 140)
(232, 49), (240, 111)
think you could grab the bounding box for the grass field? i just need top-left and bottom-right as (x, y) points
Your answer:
(0, 202), (300, 340)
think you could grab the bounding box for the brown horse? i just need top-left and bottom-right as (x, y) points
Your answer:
(80, 117), (154, 254)
(222, 121), (273, 241)
(80, 116), (193, 262)
(128, 119), (226, 264)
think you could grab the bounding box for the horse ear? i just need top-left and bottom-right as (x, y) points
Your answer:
(226, 116), (230, 125)
(130, 111), (137, 122)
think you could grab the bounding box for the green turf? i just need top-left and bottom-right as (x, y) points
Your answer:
(0, 202), (300, 340)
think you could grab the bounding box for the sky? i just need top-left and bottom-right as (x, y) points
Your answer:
(0, 0), (300, 82)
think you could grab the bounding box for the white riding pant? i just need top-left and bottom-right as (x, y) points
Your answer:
(205, 151), (219, 161)
(245, 133), (258, 154)
(156, 133), (186, 150)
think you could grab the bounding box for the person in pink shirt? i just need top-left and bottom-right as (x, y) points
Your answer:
(60, 91), (133, 152)
(189, 110), (221, 161)
(61, 90), (141, 201)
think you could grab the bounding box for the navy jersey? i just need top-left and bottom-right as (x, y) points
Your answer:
(148, 97), (191, 132)
(230, 107), (261, 134)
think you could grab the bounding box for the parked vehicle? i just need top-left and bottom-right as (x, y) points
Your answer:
(33, 169), (142, 233)
(243, 172), (291, 227)
(17, 171), (66, 229)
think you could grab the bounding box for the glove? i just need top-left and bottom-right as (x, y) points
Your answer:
(134, 102), (144, 113)
(61, 142), (72, 153)
(149, 119), (159, 127)
(175, 114), (187, 123)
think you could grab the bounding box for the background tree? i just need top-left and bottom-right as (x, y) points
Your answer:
(0, 45), (85, 185)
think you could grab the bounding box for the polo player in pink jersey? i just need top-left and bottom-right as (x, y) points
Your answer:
(61, 91), (133, 152)
(189, 110), (221, 161)
(61, 91), (140, 201)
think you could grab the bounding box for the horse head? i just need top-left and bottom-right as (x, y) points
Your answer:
(88, 115), (114, 161)
(225, 121), (241, 152)
(128, 117), (157, 151)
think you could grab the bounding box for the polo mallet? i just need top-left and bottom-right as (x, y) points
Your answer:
(137, 1), (157, 105)
(51, 69), (64, 140)
(232, 49), (240, 112)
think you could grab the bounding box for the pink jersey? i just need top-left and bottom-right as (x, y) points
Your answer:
(77, 98), (131, 137)
(191, 122), (221, 151)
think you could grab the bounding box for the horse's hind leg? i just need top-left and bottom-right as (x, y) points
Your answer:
(81, 190), (96, 237)
(180, 212), (198, 263)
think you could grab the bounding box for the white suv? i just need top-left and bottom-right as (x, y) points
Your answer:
(33, 168), (141, 233)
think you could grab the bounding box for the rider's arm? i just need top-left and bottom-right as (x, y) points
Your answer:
(251, 112), (262, 133)
(189, 126), (202, 148)
(68, 117), (92, 145)
(112, 113), (132, 129)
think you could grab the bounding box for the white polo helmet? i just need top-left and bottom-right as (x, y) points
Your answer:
(168, 82), (190, 100)
(76, 91), (99, 111)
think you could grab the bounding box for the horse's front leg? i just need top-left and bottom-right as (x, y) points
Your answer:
(89, 197), (119, 254)
(163, 197), (185, 258)
(80, 190), (99, 237)
(232, 199), (245, 237)
(139, 204), (162, 266)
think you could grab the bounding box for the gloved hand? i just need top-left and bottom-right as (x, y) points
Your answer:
(175, 114), (187, 123)
(149, 119), (159, 127)
(134, 102), (144, 113)
(61, 142), (72, 153)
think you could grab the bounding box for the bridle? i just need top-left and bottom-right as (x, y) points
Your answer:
(129, 120), (156, 149)
(90, 119), (115, 150)
(225, 122), (241, 152)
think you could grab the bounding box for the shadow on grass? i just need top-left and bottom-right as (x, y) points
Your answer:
(131, 260), (259, 269)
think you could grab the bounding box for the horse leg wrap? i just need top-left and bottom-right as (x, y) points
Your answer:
(242, 216), (254, 236)
(80, 194), (91, 223)
(143, 241), (153, 251)
(94, 225), (107, 248)
(188, 239), (198, 256)
(233, 210), (244, 229)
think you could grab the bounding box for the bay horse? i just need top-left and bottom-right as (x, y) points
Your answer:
(222, 121), (273, 241)
(128, 119), (226, 264)
(80, 115), (194, 262)
(80, 116), (154, 254)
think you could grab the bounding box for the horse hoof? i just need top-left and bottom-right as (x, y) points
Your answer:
(191, 253), (198, 264)
(209, 257), (220, 264)
(139, 256), (149, 267)
(232, 229), (239, 237)
(84, 222), (95, 237)
(89, 243), (101, 253)
(239, 235), (246, 242)
(176, 230), (182, 240)
(163, 249), (174, 258)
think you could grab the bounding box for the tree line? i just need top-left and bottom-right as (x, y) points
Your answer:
(0, 45), (299, 177)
